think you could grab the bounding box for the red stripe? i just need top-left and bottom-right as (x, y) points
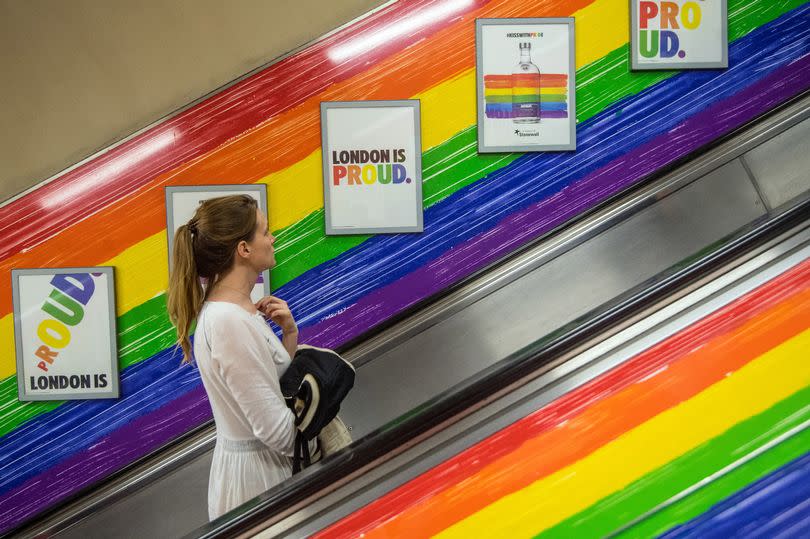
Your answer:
(0, 0), (487, 261)
(484, 74), (568, 83)
(314, 259), (810, 537)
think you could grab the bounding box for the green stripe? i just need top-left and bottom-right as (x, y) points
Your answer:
(535, 386), (810, 538)
(625, 434), (810, 538)
(0, 296), (177, 436)
(0, 0), (801, 440)
(271, 0), (799, 289)
(485, 94), (538, 103)
(0, 381), (62, 435)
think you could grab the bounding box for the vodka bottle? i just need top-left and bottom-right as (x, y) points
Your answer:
(512, 42), (541, 124)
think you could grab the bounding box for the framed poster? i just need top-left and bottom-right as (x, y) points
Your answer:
(631, 0), (728, 70)
(164, 184), (271, 301)
(476, 18), (576, 153)
(320, 100), (423, 235)
(12, 267), (119, 401)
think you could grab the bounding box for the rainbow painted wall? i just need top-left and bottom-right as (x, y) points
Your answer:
(0, 0), (808, 532)
(314, 257), (810, 538)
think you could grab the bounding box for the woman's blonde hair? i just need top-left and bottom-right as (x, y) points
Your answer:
(167, 194), (259, 362)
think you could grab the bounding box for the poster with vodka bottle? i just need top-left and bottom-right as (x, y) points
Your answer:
(476, 18), (576, 153)
(164, 185), (271, 301)
(631, 0), (727, 70)
(12, 267), (120, 401)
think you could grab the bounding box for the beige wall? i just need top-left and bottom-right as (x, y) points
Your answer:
(0, 0), (387, 202)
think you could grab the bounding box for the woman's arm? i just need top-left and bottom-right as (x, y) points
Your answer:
(281, 327), (299, 362)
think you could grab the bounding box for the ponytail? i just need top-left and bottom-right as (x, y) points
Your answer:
(167, 224), (205, 363)
(166, 194), (259, 363)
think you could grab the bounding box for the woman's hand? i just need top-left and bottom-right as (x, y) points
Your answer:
(256, 296), (299, 360)
(256, 296), (297, 335)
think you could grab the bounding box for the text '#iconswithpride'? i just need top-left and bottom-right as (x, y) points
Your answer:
(331, 148), (412, 186)
(638, 1), (704, 60)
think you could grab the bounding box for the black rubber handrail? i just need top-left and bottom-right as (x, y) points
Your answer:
(188, 195), (809, 539)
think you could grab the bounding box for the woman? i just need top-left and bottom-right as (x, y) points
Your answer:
(167, 194), (300, 520)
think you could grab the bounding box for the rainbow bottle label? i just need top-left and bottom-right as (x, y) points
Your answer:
(484, 74), (569, 120)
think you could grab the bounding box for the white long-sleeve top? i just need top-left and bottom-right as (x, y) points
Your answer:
(194, 301), (297, 520)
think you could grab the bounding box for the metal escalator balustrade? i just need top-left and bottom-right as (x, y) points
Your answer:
(197, 213), (810, 538)
(303, 230), (810, 538)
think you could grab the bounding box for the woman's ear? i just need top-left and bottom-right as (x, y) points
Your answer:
(236, 240), (251, 258)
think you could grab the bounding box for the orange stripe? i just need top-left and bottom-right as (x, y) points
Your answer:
(485, 74), (569, 88)
(484, 87), (566, 94)
(0, 0), (597, 317)
(347, 283), (810, 539)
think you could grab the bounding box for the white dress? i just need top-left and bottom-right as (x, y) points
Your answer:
(194, 301), (297, 520)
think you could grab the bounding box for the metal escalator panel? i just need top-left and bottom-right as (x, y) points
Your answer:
(245, 215), (810, 539)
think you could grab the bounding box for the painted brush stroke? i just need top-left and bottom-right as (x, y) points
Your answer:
(0, 0), (808, 532)
(313, 254), (810, 538)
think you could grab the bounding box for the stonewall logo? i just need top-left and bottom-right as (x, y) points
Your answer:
(331, 148), (412, 186)
(638, 1), (704, 60)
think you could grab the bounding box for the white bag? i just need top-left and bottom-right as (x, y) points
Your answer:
(318, 416), (352, 457)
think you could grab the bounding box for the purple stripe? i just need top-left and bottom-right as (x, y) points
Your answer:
(485, 110), (569, 119)
(2, 27), (807, 536)
(299, 53), (810, 348)
(0, 385), (211, 532)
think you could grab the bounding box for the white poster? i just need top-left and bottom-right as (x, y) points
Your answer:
(476, 18), (576, 153)
(631, 0), (728, 70)
(12, 267), (119, 401)
(164, 185), (270, 301)
(321, 100), (423, 234)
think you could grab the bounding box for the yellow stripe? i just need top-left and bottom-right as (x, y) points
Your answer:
(1, 316), (12, 377)
(1, 234), (168, 379)
(0, 0), (629, 379)
(108, 232), (170, 315)
(435, 329), (810, 539)
(262, 0), (626, 232)
(485, 87), (567, 96)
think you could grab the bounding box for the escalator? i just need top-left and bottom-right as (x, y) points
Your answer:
(206, 212), (810, 538)
(18, 95), (810, 538)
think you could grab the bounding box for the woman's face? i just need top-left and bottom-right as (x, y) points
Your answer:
(245, 209), (276, 271)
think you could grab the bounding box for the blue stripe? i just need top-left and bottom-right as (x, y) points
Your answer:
(0, 5), (808, 498)
(659, 450), (810, 538)
(280, 6), (810, 332)
(0, 344), (200, 493)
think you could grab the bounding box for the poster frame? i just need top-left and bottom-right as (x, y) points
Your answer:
(12, 266), (119, 401)
(630, 0), (728, 71)
(475, 17), (577, 153)
(320, 99), (424, 235)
